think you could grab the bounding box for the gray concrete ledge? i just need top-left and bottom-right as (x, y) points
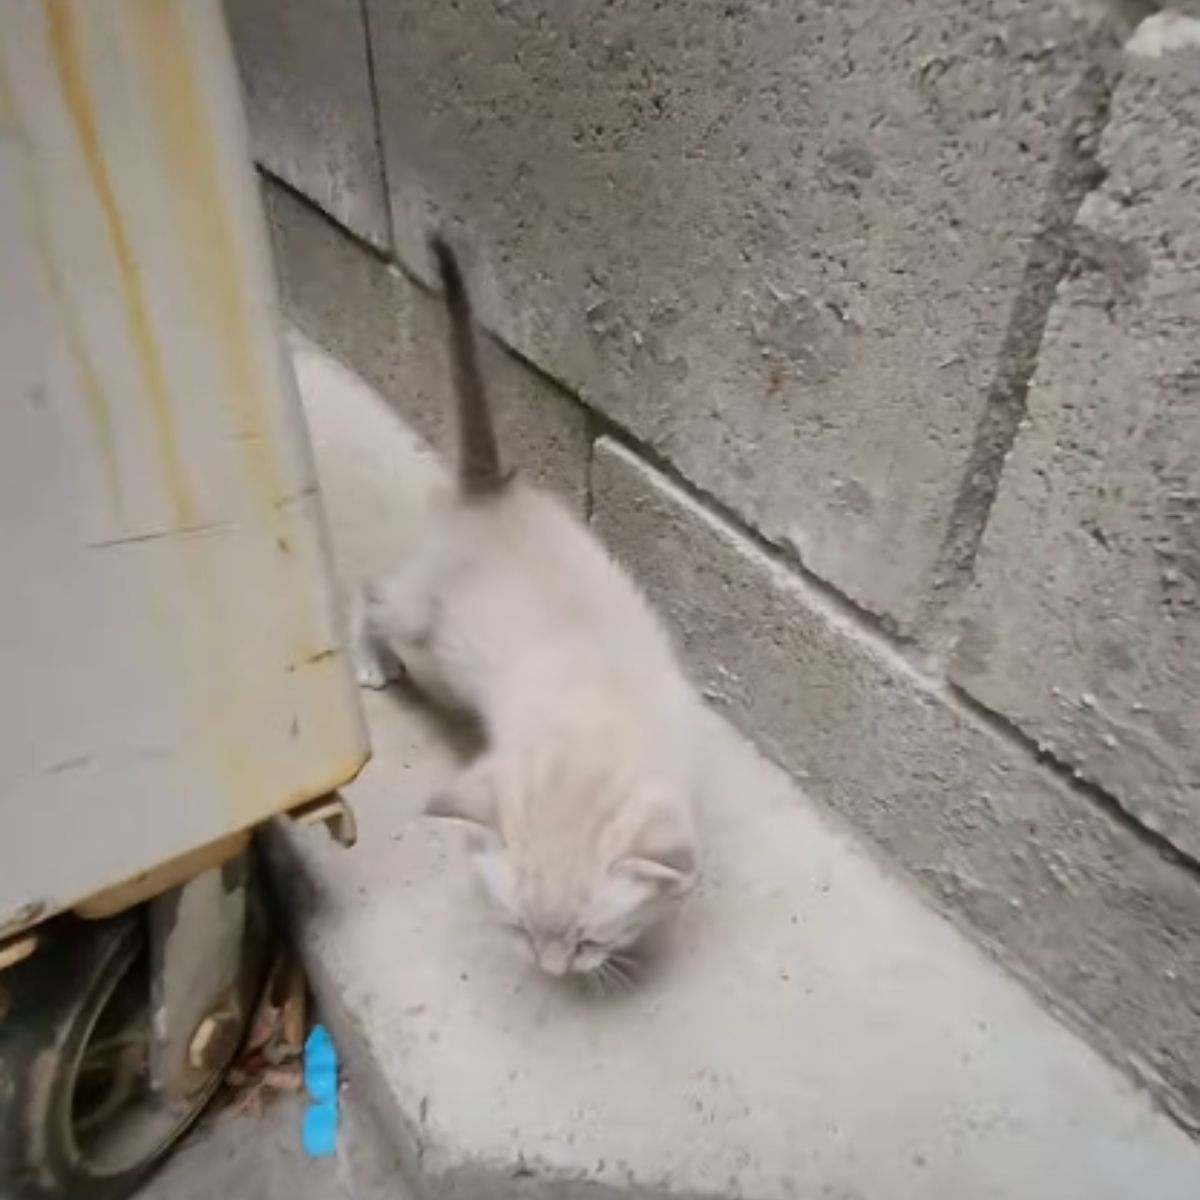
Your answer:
(266, 181), (1200, 1133)
(268, 340), (1200, 1200)
(592, 437), (1200, 1131)
(239, 0), (1200, 1145)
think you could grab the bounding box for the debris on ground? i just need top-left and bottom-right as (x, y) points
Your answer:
(222, 946), (309, 1117)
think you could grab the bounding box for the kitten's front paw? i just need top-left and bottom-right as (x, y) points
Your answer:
(355, 655), (396, 690)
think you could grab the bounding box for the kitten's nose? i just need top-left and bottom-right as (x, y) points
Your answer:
(536, 944), (570, 976)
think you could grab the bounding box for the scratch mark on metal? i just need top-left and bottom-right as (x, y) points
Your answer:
(47, 753), (93, 774)
(88, 519), (234, 549)
(286, 647), (339, 673)
(274, 485), (320, 511)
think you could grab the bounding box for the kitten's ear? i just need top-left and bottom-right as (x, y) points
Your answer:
(614, 857), (689, 894)
(615, 799), (698, 896)
(424, 760), (498, 831)
(615, 851), (697, 896)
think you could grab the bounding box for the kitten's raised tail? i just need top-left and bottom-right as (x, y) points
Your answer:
(430, 235), (505, 498)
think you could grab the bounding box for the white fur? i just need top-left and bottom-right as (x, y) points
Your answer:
(358, 479), (700, 978)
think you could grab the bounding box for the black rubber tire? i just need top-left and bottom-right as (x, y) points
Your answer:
(0, 892), (264, 1200)
(0, 914), (178, 1200)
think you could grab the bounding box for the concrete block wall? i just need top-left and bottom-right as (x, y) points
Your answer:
(224, 0), (1200, 1129)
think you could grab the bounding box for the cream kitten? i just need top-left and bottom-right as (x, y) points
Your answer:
(356, 237), (700, 980)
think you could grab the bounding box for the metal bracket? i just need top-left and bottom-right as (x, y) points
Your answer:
(147, 856), (248, 1099)
(289, 792), (358, 848)
(0, 933), (38, 974)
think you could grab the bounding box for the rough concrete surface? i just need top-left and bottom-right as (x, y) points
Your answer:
(365, 0), (1114, 630)
(224, 0), (390, 248)
(141, 1099), (350, 1200)
(268, 181), (590, 512)
(951, 36), (1200, 861)
(591, 437), (1200, 1128)
(140, 1093), (407, 1200)
(267, 338), (1200, 1199)
(274, 685), (1200, 1200)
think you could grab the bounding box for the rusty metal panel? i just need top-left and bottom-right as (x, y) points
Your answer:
(0, 1), (369, 935)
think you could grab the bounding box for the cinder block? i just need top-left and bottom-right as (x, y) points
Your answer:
(951, 40), (1200, 861)
(225, 0), (390, 248)
(265, 180), (590, 511)
(367, 0), (1112, 630)
(592, 436), (1200, 1126)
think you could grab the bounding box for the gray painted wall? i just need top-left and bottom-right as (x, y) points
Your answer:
(225, 0), (1200, 1129)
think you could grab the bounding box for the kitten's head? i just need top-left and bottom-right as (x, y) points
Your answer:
(426, 751), (697, 979)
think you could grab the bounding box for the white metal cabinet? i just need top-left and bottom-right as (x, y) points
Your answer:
(0, 1), (369, 939)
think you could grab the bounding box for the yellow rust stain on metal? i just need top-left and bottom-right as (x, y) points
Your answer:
(129, 0), (284, 504)
(279, 752), (372, 819)
(38, 3), (362, 831)
(74, 829), (251, 920)
(0, 50), (122, 514)
(29, 190), (125, 515)
(46, 0), (260, 822)
(131, 1), (338, 714)
(47, 3), (282, 826)
(46, 0), (196, 527)
(71, 746), (367, 920)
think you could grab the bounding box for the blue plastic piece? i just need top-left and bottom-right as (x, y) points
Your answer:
(302, 1024), (339, 1157)
(304, 1025), (338, 1102)
(302, 1100), (338, 1158)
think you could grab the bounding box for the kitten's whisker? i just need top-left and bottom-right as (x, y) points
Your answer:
(608, 960), (627, 994)
(604, 957), (633, 992)
(608, 955), (636, 984)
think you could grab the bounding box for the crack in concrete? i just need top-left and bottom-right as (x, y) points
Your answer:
(917, 54), (1121, 640)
